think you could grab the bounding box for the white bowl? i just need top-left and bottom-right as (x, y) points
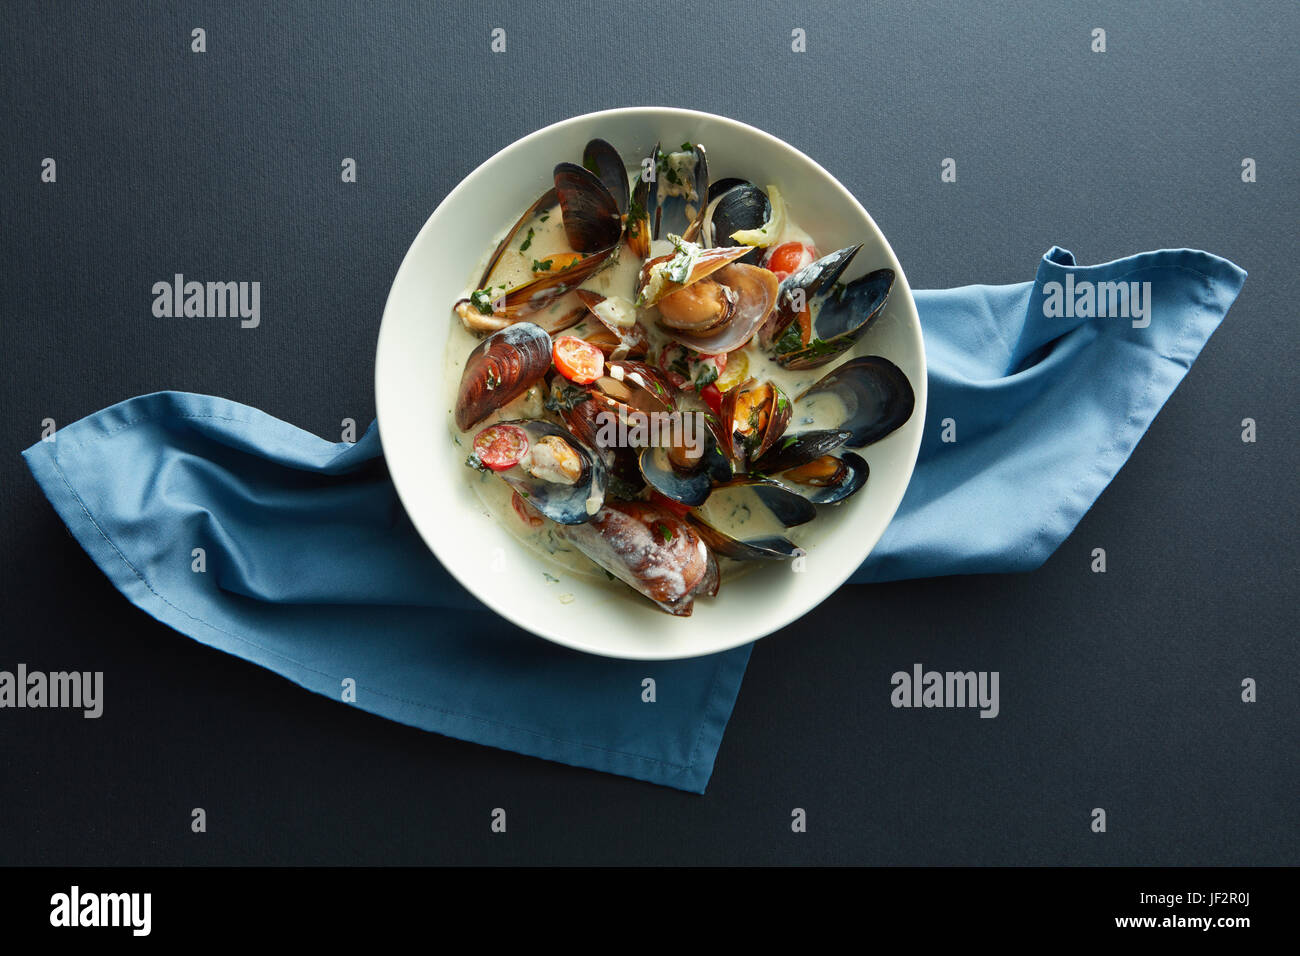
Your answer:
(375, 107), (926, 660)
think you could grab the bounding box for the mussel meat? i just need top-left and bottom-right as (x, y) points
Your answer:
(473, 420), (607, 524)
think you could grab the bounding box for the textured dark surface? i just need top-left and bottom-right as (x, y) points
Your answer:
(0, 1), (1295, 865)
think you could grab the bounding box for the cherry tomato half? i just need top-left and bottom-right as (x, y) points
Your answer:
(473, 423), (529, 472)
(698, 383), (723, 416)
(764, 241), (816, 279)
(553, 336), (605, 385)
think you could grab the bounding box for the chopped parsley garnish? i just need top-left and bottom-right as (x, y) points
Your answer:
(519, 227), (535, 252)
(539, 212), (550, 222)
(693, 365), (718, 391)
(532, 258), (552, 272)
(469, 289), (495, 315)
(657, 524), (674, 544)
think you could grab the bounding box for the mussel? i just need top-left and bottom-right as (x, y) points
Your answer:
(554, 161), (623, 254)
(581, 138), (630, 217)
(637, 420), (732, 508)
(704, 181), (771, 265)
(794, 355), (915, 449)
(716, 378), (792, 468)
(473, 420), (607, 525)
(455, 323), (552, 431)
(559, 499), (720, 616)
(640, 240), (779, 354)
(688, 478), (815, 560)
(765, 247), (896, 369)
(751, 429), (869, 505)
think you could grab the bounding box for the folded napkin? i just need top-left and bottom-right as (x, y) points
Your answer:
(22, 247), (1245, 792)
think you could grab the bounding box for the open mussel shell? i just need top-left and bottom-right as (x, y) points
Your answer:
(658, 263), (779, 355)
(638, 244), (751, 308)
(751, 429), (852, 474)
(795, 355), (916, 449)
(475, 187), (558, 289)
(777, 451), (869, 505)
(554, 162), (623, 253)
(493, 420), (607, 525)
(758, 244), (862, 349)
(559, 500), (719, 616)
(651, 143), (708, 240)
(457, 247), (614, 333)
(582, 138), (629, 217)
(637, 421), (732, 508)
(688, 478), (815, 561)
(454, 323), (552, 431)
(625, 148), (657, 259)
(705, 182), (770, 265)
(716, 378), (792, 468)
(774, 267), (895, 370)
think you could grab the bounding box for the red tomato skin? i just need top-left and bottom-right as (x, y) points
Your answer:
(698, 384), (723, 416)
(553, 336), (603, 385)
(765, 242), (816, 280)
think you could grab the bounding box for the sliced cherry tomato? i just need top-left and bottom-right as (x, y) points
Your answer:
(699, 383), (723, 416)
(649, 491), (692, 519)
(764, 241), (816, 279)
(552, 336), (605, 384)
(473, 423), (529, 472)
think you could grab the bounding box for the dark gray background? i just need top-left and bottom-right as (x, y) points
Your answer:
(1, 1), (1295, 865)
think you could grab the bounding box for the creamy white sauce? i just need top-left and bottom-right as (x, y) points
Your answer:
(444, 164), (836, 592)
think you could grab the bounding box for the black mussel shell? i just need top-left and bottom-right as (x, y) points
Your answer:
(759, 244), (863, 349)
(582, 139), (629, 216)
(751, 429), (852, 475)
(707, 182), (770, 265)
(554, 162), (622, 253)
(779, 451), (869, 505)
(795, 356), (915, 449)
(493, 420), (607, 525)
(774, 267), (894, 370)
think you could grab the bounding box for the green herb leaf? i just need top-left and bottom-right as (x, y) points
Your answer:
(520, 227), (535, 253)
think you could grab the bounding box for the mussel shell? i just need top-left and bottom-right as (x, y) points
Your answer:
(751, 429), (852, 475)
(554, 162), (622, 253)
(680, 144), (710, 243)
(795, 355), (915, 449)
(779, 451), (869, 505)
(463, 247), (614, 330)
(637, 423), (731, 507)
(665, 263), (779, 354)
(454, 323), (552, 431)
(717, 378), (792, 467)
(688, 478), (814, 561)
(706, 182), (770, 265)
(559, 500), (719, 616)
(759, 244), (862, 349)
(626, 158), (657, 259)
(775, 267), (895, 370)
(476, 187), (558, 289)
(582, 139), (629, 216)
(494, 420), (607, 525)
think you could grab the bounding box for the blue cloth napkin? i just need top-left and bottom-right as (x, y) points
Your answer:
(21, 247), (1245, 793)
